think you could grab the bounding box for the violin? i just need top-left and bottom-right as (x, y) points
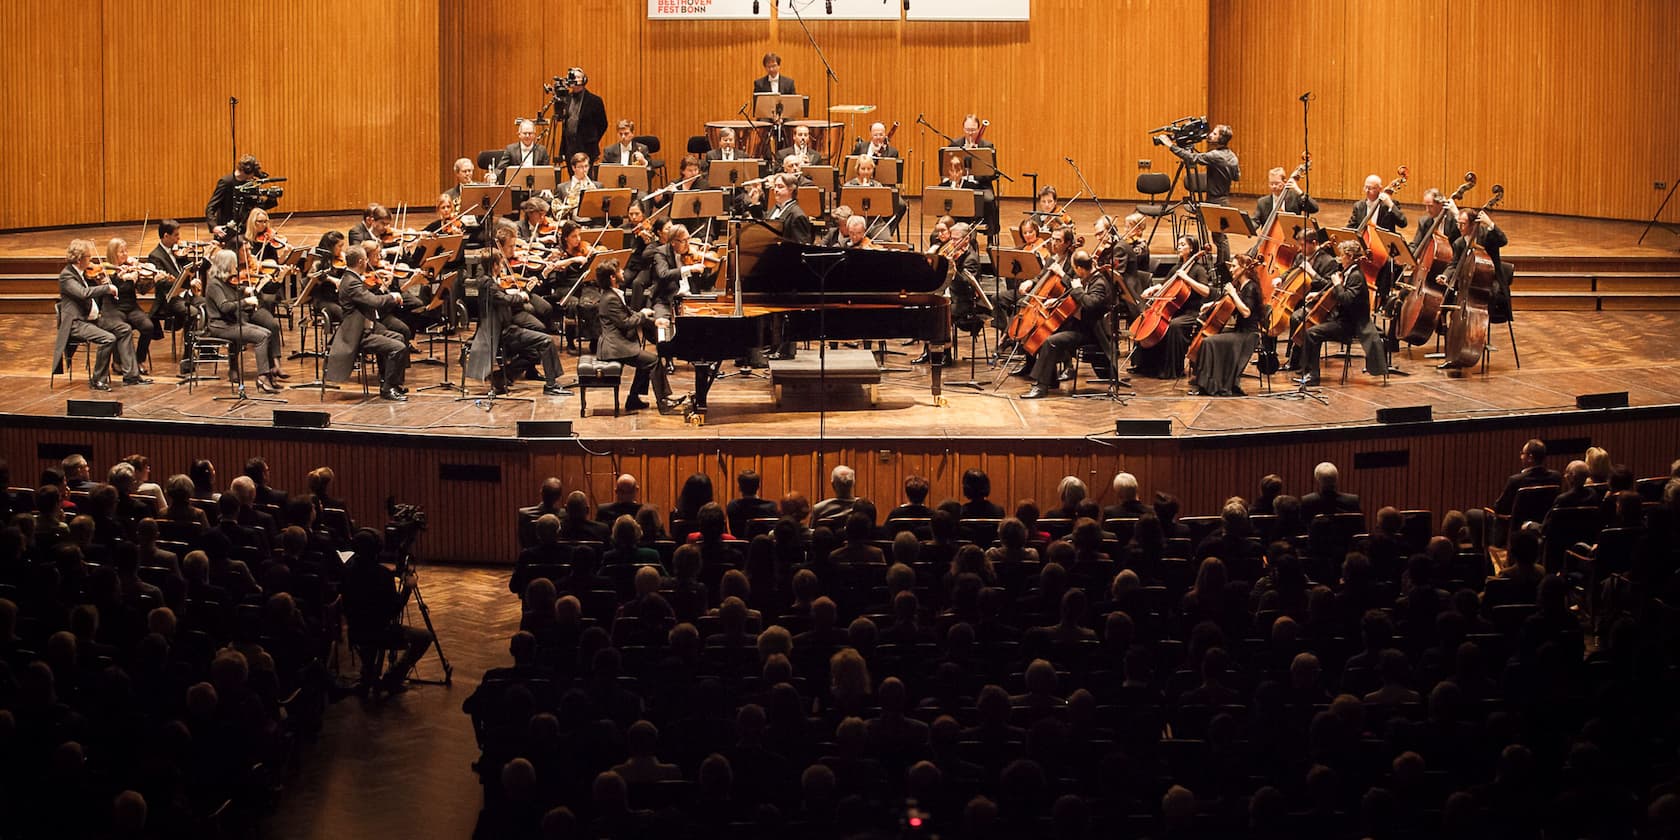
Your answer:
(257, 230), (290, 250)
(682, 241), (721, 270)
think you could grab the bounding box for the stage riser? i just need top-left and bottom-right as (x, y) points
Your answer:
(6, 410), (1676, 565)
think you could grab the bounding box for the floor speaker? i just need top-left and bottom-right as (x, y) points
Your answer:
(273, 410), (332, 428)
(67, 400), (122, 417)
(1114, 419), (1172, 437)
(1376, 405), (1432, 424)
(517, 420), (574, 437)
(1575, 392), (1628, 410)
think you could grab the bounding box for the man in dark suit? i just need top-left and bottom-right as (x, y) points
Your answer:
(728, 469), (779, 537)
(498, 119), (551, 182)
(775, 124), (823, 169)
(1409, 188), (1461, 253)
(466, 228), (567, 397)
(651, 224), (704, 304)
(52, 238), (135, 391)
(1102, 472), (1151, 520)
(445, 158), (477, 201)
(1552, 460), (1596, 511)
(323, 246), (409, 401)
(146, 219), (197, 336)
(243, 458), (290, 509)
(554, 68), (608, 163)
(1346, 173), (1409, 301)
(1295, 240), (1384, 386)
(705, 127), (753, 170)
(1493, 439), (1563, 517)
(600, 119), (651, 169)
(752, 52), (796, 96)
(597, 474), (643, 525)
(1301, 461), (1361, 521)
(347, 204), (394, 248)
(1022, 251), (1114, 399)
(850, 122), (900, 160)
(765, 174), (812, 244)
(1255, 165), (1319, 222)
(205, 155), (277, 239)
(592, 259), (679, 414)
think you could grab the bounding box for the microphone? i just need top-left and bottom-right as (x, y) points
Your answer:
(752, 0), (758, 12)
(826, 0), (832, 11)
(1298, 91), (1313, 102)
(1065, 157), (1075, 164)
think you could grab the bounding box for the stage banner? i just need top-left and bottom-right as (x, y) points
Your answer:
(786, 0), (901, 20)
(648, 0), (769, 19)
(905, 0), (1028, 21)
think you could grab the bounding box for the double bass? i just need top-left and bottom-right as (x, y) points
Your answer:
(1249, 154), (1311, 300)
(1129, 243), (1211, 348)
(1442, 185), (1506, 368)
(1394, 173), (1476, 345)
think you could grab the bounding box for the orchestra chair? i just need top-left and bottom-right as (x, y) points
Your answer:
(475, 149), (502, 174)
(1483, 484), (1560, 552)
(633, 135), (667, 187)
(573, 355), (624, 417)
(49, 338), (93, 387)
(1480, 261), (1521, 374)
(686, 136), (711, 157)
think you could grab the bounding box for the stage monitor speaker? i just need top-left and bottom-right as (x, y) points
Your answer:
(67, 400), (122, 417)
(1114, 419), (1172, 437)
(1576, 392), (1628, 410)
(517, 420), (575, 438)
(273, 410), (331, 428)
(1376, 405), (1432, 424)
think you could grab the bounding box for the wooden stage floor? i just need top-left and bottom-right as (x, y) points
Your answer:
(3, 308), (1678, 442)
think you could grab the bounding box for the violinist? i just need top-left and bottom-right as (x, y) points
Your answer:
(324, 245), (409, 402)
(652, 224), (702, 305)
(202, 248), (282, 393)
(840, 215), (875, 249)
(594, 259), (680, 414)
(1347, 174), (1408, 301)
(467, 228), (566, 396)
(348, 204), (395, 249)
(105, 238), (160, 375)
(1028, 186), (1072, 230)
(516, 198), (555, 246)
(1131, 236), (1213, 380)
(147, 219), (199, 335)
(556, 152), (602, 224)
(305, 231), (348, 329)
(914, 222), (980, 367)
(601, 119), (651, 170)
(491, 224), (556, 334)
(1294, 239), (1384, 386)
(1255, 165), (1319, 221)
(1020, 250), (1114, 399)
(1189, 256), (1264, 397)
(52, 238), (136, 392)
(621, 204), (664, 310)
(844, 156), (906, 236)
(242, 209), (285, 262)
(821, 205), (854, 248)
(359, 240), (419, 344)
(1016, 219), (1047, 254)
(543, 221), (603, 353)
(926, 216), (954, 253)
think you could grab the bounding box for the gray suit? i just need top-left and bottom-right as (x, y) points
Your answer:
(52, 264), (134, 386)
(325, 271), (408, 389)
(596, 286), (669, 403)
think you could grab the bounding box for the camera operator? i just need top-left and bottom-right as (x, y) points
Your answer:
(206, 154), (282, 241)
(342, 527), (434, 695)
(1155, 121), (1239, 280)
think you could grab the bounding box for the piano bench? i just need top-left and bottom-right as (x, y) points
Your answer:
(574, 356), (625, 417)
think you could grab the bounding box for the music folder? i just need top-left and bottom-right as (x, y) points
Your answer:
(991, 248), (1044, 280)
(675, 190), (727, 220)
(596, 164), (648, 195)
(578, 188), (636, 220)
(923, 186), (978, 219)
(754, 93), (809, 120)
(502, 165), (556, 195)
(460, 184), (513, 219)
(840, 186), (894, 217)
(1197, 203), (1255, 238)
(940, 145), (997, 179)
(708, 160), (762, 190)
(845, 155), (901, 186)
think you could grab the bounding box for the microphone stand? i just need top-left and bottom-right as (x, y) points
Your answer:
(800, 248), (846, 484)
(228, 96), (238, 169)
(1063, 157), (1133, 403)
(1299, 91), (1313, 199)
(785, 0), (839, 168)
(214, 284), (285, 409)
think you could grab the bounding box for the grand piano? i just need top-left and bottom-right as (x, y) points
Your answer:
(660, 222), (952, 415)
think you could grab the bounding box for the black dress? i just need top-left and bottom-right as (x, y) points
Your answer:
(1191, 278), (1263, 396)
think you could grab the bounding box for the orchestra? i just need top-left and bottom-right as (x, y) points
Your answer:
(39, 56), (1527, 416)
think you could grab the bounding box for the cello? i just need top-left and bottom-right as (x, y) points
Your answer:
(1129, 242), (1211, 348)
(1442, 185), (1506, 369)
(1394, 173), (1475, 345)
(1249, 154), (1311, 300)
(1007, 233), (1084, 350)
(1264, 220), (1329, 338)
(1188, 253), (1259, 368)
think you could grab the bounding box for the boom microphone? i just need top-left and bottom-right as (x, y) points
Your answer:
(826, 0), (833, 11)
(752, 0), (759, 12)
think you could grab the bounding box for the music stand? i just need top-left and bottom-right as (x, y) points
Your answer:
(923, 187), (979, 222)
(503, 165), (556, 197)
(1264, 211), (1312, 246)
(708, 160), (763, 191)
(992, 248), (1045, 283)
(796, 186), (825, 219)
(804, 165), (838, 194)
(841, 186), (894, 218)
(673, 190), (726, 223)
(942, 146), (998, 179)
(595, 165), (648, 195)
(1198, 204), (1256, 239)
(583, 249), (633, 278)
(1363, 227), (1416, 269)
(754, 93), (809, 120)
(460, 184), (514, 223)
(578, 188), (635, 222)
(580, 228), (627, 250)
(845, 155), (901, 185)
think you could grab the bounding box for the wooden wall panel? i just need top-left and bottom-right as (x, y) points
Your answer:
(5, 0), (441, 230)
(1211, 0), (1680, 221)
(0, 0), (105, 230)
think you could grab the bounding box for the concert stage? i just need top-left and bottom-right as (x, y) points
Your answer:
(4, 201), (1679, 564)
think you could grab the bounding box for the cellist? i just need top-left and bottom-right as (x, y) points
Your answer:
(1130, 236), (1212, 380)
(1000, 227), (1075, 350)
(1280, 228), (1341, 372)
(1294, 240), (1385, 386)
(1020, 250), (1114, 400)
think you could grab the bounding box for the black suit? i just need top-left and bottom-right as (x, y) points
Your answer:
(1298, 264), (1384, 379)
(498, 143), (551, 180)
(1410, 211), (1461, 253)
(600, 142), (651, 169)
(850, 139), (900, 159)
(775, 146), (823, 168)
(1493, 465), (1563, 517)
(752, 74), (797, 96)
(1030, 272), (1114, 388)
(727, 498), (779, 538)
(1254, 190), (1319, 222)
(52, 264), (132, 387)
(205, 173), (277, 232)
(768, 199), (812, 245)
(595, 286), (670, 403)
(1300, 490), (1361, 521)
(146, 244), (196, 328)
(324, 271), (408, 391)
(557, 90), (608, 162)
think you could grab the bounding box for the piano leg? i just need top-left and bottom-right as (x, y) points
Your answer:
(930, 342), (944, 399)
(693, 361), (720, 410)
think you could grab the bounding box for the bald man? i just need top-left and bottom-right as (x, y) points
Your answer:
(850, 122), (900, 159)
(1346, 173), (1409, 301)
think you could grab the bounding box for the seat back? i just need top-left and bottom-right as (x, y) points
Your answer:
(1136, 172), (1171, 197)
(633, 134), (662, 155)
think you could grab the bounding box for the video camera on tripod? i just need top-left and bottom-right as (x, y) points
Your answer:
(384, 499), (428, 570)
(1150, 116), (1211, 148)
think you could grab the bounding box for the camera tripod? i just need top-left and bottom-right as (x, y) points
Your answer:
(394, 549), (453, 686)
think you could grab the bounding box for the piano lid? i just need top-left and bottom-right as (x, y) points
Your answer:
(732, 221), (950, 296)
